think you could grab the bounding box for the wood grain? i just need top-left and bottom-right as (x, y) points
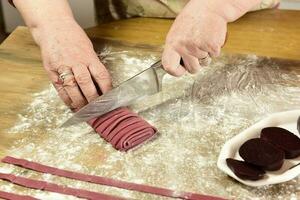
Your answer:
(86, 9), (300, 60)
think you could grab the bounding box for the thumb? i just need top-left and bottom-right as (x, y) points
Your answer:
(162, 45), (186, 77)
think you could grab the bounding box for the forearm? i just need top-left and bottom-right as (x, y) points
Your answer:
(196, 0), (262, 22)
(251, 0), (280, 11)
(10, 0), (112, 108)
(12, 0), (75, 44)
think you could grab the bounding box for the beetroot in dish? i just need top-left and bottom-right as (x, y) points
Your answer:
(261, 127), (300, 159)
(226, 158), (265, 180)
(239, 138), (285, 171)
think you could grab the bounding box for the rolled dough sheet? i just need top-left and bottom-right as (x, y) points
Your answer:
(0, 190), (38, 200)
(0, 172), (124, 200)
(2, 156), (225, 200)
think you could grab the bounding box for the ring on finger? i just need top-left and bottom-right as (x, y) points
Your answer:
(59, 70), (74, 84)
(198, 55), (211, 67)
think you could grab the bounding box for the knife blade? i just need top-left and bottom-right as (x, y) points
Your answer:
(61, 60), (166, 127)
(297, 116), (300, 134)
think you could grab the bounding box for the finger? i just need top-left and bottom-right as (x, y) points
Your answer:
(46, 69), (73, 107)
(88, 58), (112, 94)
(207, 30), (227, 57)
(182, 43), (209, 60)
(55, 85), (73, 107)
(179, 44), (212, 67)
(199, 56), (212, 67)
(207, 43), (221, 58)
(58, 66), (87, 109)
(72, 64), (99, 102)
(162, 45), (186, 77)
(222, 32), (228, 48)
(176, 43), (212, 68)
(181, 54), (201, 74)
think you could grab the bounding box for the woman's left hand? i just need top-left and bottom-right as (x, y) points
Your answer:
(162, 0), (227, 76)
(162, 0), (260, 76)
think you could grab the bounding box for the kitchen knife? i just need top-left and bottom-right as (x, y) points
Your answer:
(61, 60), (166, 127)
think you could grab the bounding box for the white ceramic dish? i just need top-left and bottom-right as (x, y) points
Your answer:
(217, 109), (300, 187)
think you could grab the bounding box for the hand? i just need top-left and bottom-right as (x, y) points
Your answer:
(32, 19), (112, 110)
(162, 0), (260, 76)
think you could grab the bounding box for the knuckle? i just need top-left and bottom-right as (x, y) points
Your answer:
(185, 42), (196, 51)
(217, 35), (226, 45)
(75, 73), (91, 85)
(210, 42), (220, 51)
(57, 65), (71, 74)
(56, 86), (65, 94)
(209, 42), (221, 57)
(161, 59), (172, 71)
(189, 69), (198, 74)
(185, 65), (197, 74)
(56, 91), (72, 106)
(86, 94), (98, 102)
(185, 39), (194, 47)
(175, 39), (186, 49)
(94, 70), (110, 81)
(187, 66), (197, 74)
(60, 96), (71, 105)
(162, 64), (177, 76)
(72, 98), (87, 108)
(163, 65), (173, 74)
(47, 59), (61, 69)
(163, 65), (171, 71)
(167, 38), (183, 48)
(63, 77), (77, 87)
(193, 64), (201, 71)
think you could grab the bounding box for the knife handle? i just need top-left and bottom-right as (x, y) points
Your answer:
(180, 57), (211, 67)
(180, 58), (185, 66)
(297, 116), (300, 134)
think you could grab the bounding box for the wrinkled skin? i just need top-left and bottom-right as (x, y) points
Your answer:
(36, 20), (112, 110)
(162, 0), (261, 76)
(13, 0), (261, 110)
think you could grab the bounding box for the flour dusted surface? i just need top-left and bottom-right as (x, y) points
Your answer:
(1, 44), (300, 200)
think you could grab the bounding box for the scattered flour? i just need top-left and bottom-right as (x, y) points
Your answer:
(0, 45), (299, 200)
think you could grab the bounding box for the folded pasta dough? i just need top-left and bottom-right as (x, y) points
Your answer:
(88, 107), (157, 151)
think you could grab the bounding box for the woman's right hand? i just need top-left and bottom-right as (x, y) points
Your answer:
(31, 19), (112, 111)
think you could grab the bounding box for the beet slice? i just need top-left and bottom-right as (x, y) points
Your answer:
(226, 158), (265, 180)
(239, 138), (284, 171)
(261, 127), (300, 159)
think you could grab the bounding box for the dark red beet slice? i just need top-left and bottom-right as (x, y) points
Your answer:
(261, 127), (300, 159)
(226, 158), (265, 180)
(239, 138), (285, 171)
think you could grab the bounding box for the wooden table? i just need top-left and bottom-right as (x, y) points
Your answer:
(0, 9), (299, 198)
(0, 7), (299, 164)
